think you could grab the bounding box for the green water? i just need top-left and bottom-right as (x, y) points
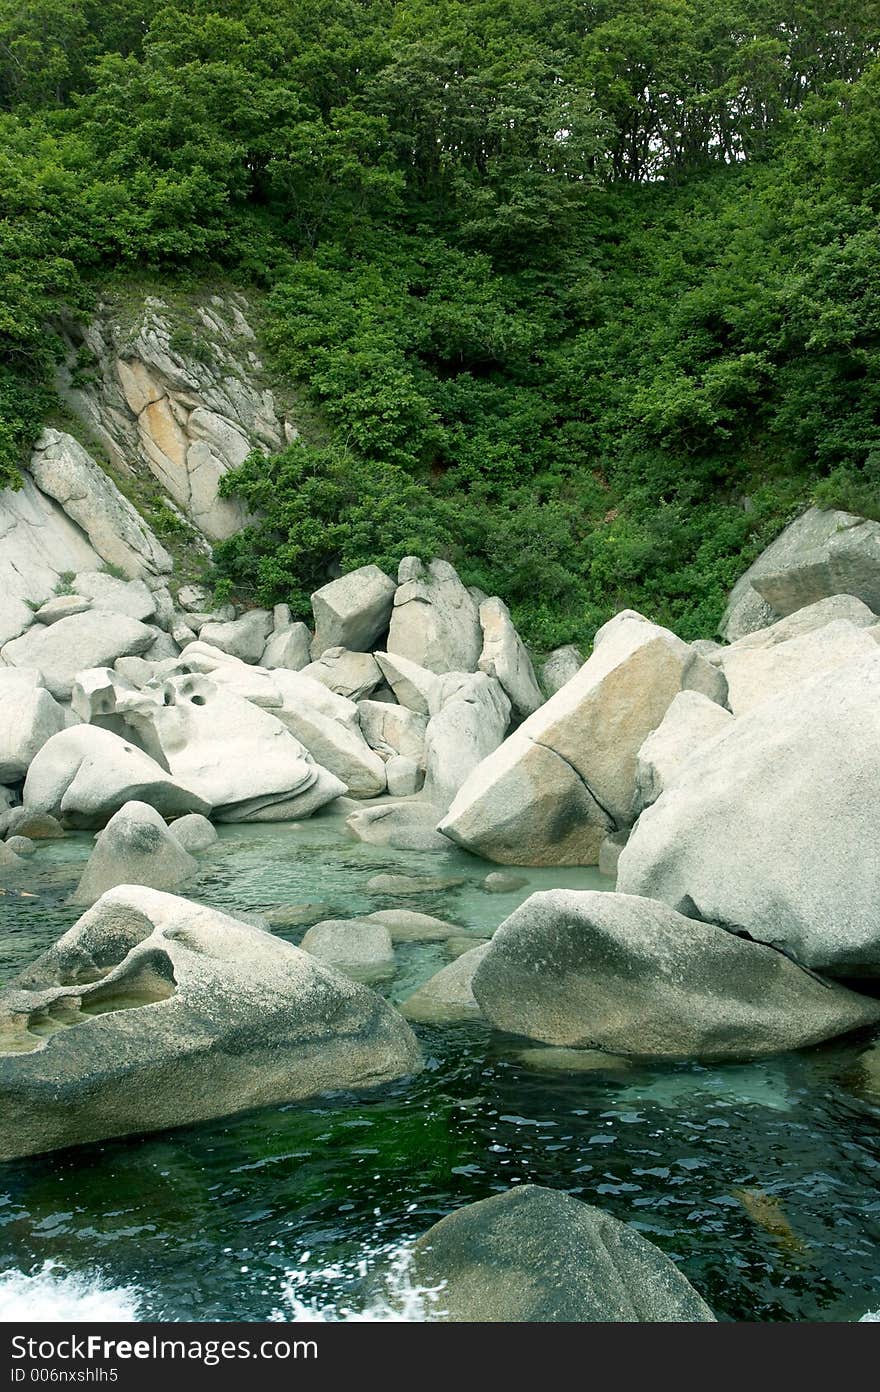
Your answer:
(1, 815), (879, 1322)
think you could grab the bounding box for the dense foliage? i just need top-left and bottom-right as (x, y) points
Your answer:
(3, 2), (880, 642)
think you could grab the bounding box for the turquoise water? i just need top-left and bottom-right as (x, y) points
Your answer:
(1, 815), (879, 1322)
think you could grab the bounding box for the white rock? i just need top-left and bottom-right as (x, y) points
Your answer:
(727, 595), (877, 651)
(478, 597), (543, 717)
(374, 651), (438, 714)
(540, 645), (584, 695)
(72, 571), (156, 622)
(169, 812), (218, 853)
(634, 691), (734, 813)
(310, 565), (396, 656)
(301, 647), (382, 701)
(423, 672), (511, 810)
(385, 755), (421, 797)
(29, 429), (172, 579)
(70, 801), (198, 907)
(198, 610), (273, 663)
(387, 558), (482, 674)
(718, 619), (877, 716)
(261, 623), (311, 671)
(0, 671), (66, 782)
(23, 725), (210, 828)
(358, 700), (427, 762)
(34, 595), (91, 625)
(300, 919), (395, 985)
(275, 702), (386, 798)
(2, 611), (156, 700)
(439, 611), (725, 865)
(401, 944), (489, 1024)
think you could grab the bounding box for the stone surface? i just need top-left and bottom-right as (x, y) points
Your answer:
(278, 702), (386, 799)
(385, 755), (422, 797)
(4, 810), (65, 840)
(169, 812), (218, 853)
(0, 672), (66, 782)
(541, 645), (584, 695)
(727, 594), (877, 651)
(387, 558), (482, 675)
(120, 674), (345, 822)
(423, 672), (511, 810)
(634, 690), (734, 812)
(364, 910), (461, 943)
(260, 622), (311, 672)
(366, 873), (465, 896)
(310, 565), (396, 657)
(73, 572), (156, 622)
(598, 831), (629, 880)
(198, 611), (273, 664)
(29, 429), (172, 579)
(477, 597), (543, 718)
(23, 725), (210, 829)
(400, 944), (489, 1024)
(358, 701), (428, 762)
(301, 648), (383, 702)
(617, 651), (880, 976)
(345, 800), (449, 852)
(34, 595), (91, 625)
(300, 919), (396, 984)
(70, 801), (198, 907)
(440, 612), (725, 865)
(5, 836), (35, 856)
(720, 507), (880, 641)
(0, 885), (421, 1160)
(482, 871), (527, 893)
(717, 618), (877, 716)
(2, 611), (155, 700)
(473, 890), (880, 1057)
(373, 651), (438, 714)
(409, 1186), (715, 1322)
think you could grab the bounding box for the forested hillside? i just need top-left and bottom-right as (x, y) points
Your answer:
(2, 1), (880, 644)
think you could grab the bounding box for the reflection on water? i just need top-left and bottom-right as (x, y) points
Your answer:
(1, 814), (879, 1322)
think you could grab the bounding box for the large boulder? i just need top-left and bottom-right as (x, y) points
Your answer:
(409, 1186), (715, 1322)
(617, 651), (880, 976)
(260, 621), (311, 672)
(0, 671), (66, 782)
(23, 725), (210, 829)
(400, 944), (489, 1025)
(423, 672), (511, 810)
(720, 507), (880, 641)
(477, 597), (543, 718)
(168, 812), (217, 853)
(726, 594), (877, 651)
(198, 610), (273, 663)
(2, 610), (155, 700)
(439, 612), (725, 865)
(345, 801), (449, 852)
(310, 564), (396, 657)
(274, 702), (386, 798)
(70, 801), (198, 907)
(472, 890), (880, 1058)
(119, 674), (345, 821)
(72, 572), (156, 622)
(717, 618), (877, 716)
(387, 558), (482, 674)
(634, 690), (734, 813)
(300, 647), (382, 701)
(0, 886), (422, 1160)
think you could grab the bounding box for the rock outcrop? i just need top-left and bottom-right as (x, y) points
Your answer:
(70, 800), (198, 907)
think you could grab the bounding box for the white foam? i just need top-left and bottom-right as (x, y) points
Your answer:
(273, 1242), (444, 1322)
(0, 1262), (142, 1322)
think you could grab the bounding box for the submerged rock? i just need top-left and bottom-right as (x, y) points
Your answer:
(366, 873), (465, 896)
(409, 1186), (715, 1321)
(400, 944), (489, 1024)
(472, 890), (880, 1058)
(364, 910), (461, 942)
(70, 800), (198, 907)
(299, 919), (396, 985)
(0, 886), (422, 1161)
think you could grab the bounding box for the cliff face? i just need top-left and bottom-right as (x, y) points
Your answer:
(54, 290), (297, 543)
(0, 288), (298, 644)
